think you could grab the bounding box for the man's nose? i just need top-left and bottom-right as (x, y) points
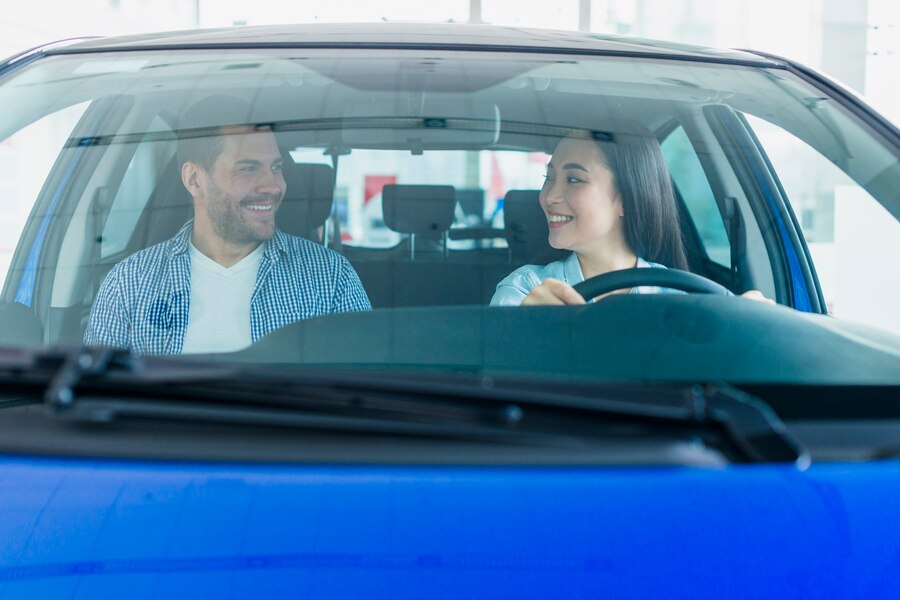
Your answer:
(257, 168), (285, 195)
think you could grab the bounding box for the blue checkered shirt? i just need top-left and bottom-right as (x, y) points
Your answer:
(84, 221), (371, 354)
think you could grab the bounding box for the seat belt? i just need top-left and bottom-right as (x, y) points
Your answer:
(722, 196), (745, 284)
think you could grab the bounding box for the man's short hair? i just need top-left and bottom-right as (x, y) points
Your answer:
(176, 95), (256, 171)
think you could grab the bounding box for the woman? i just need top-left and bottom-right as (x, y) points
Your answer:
(491, 126), (769, 306)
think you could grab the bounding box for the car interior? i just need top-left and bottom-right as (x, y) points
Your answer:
(1, 53), (806, 351)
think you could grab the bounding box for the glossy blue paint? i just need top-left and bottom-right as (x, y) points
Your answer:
(1, 455), (898, 599)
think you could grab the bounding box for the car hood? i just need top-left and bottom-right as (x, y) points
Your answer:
(1, 455), (898, 597)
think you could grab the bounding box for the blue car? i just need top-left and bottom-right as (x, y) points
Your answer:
(0, 23), (898, 598)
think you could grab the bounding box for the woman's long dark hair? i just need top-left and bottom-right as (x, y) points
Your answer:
(590, 123), (689, 270)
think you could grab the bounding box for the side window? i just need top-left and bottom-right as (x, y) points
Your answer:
(100, 117), (176, 258)
(661, 126), (731, 267)
(744, 114), (900, 335)
(0, 102), (89, 285)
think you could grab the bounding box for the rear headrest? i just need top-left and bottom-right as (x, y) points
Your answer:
(382, 184), (456, 236)
(456, 188), (485, 221)
(503, 189), (568, 264)
(278, 161), (334, 239)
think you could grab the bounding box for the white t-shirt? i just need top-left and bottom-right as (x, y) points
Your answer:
(181, 241), (265, 354)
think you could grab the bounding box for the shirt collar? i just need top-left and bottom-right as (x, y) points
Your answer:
(563, 252), (584, 285)
(564, 253), (652, 284)
(266, 228), (289, 262)
(168, 220), (194, 257)
(167, 220), (286, 261)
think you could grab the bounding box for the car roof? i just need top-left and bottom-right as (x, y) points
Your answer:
(49, 22), (776, 66)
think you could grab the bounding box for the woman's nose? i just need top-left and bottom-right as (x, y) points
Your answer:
(542, 181), (563, 205)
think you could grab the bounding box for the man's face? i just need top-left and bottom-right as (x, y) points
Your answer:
(197, 130), (286, 246)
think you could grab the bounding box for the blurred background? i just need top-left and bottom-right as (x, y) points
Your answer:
(2, 1), (895, 121)
(0, 0), (897, 330)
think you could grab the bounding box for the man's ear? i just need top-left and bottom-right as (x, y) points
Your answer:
(181, 162), (203, 198)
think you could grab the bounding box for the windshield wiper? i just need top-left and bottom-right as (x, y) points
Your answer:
(44, 347), (137, 409)
(0, 347), (809, 466)
(698, 385), (809, 467)
(1, 347), (532, 444)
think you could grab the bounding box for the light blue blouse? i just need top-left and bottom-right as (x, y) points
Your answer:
(490, 252), (679, 306)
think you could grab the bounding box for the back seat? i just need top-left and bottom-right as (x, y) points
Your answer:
(346, 184), (485, 307)
(347, 187), (561, 308)
(503, 190), (568, 265)
(111, 168), (562, 313)
(278, 161), (335, 243)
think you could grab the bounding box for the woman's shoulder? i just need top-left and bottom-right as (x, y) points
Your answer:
(495, 263), (547, 292)
(638, 257), (667, 269)
(491, 255), (575, 306)
(634, 256), (687, 295)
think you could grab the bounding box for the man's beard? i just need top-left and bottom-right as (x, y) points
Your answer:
(205, 182), (279, 246)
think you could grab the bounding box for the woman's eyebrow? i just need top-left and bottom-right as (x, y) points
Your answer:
(562, 162), (589, 172)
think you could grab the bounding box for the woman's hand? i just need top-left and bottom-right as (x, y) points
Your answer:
(522, 278), (586, 306)
(523, 280), (774, 306)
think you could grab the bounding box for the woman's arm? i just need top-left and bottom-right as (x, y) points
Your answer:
(520, 279), (774, 306)
(521, 278), (586, 306)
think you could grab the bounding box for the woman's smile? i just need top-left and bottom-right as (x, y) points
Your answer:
(547, 213), (575, 228)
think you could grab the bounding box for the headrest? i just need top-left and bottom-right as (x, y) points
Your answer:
(139, 154), (193, 249)
(278, 161), (334, 239)
(503, 189), (568, 264)
(456, 188), (485, 220)
(382, 184), (456, 236)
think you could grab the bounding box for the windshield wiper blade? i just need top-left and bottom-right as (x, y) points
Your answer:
(416, 379), (810, 467)
(0, 347), (537, 446)
(0, 346), (239, 410)
(698, 385), (809, 468)
(43, 347), (137, 409)
(0, 348), (809, 464)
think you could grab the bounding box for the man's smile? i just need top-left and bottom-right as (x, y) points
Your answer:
(241, 197), (280, 214)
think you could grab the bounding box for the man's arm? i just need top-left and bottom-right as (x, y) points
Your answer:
(83, 266), (131, 349)
(332, 258), (372, 313)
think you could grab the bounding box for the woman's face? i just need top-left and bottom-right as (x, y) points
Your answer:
(540, 137), (625, 254)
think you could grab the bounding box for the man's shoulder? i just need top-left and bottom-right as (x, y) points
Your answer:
(111, 237), (179, 274)
(273, 231), (349, 267)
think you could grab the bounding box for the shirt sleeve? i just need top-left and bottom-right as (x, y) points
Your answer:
(490, 268), (543, 307)
(83, 264), (131, 349)
(332, 257), (373, 313)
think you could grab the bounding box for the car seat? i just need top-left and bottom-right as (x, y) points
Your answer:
(503, 189), (568, 265)
(277, 161), (335, 243)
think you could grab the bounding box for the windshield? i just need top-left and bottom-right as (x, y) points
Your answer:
(0, 45), (898, 386)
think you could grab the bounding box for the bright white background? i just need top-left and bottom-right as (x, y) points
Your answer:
(1, 1), (896, 121)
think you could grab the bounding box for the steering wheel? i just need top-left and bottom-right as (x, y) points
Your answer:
(572, 267), (730, 300)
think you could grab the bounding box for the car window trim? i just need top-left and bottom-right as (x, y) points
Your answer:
(740, 49), (900, 156)
(703, 104), (809, 309)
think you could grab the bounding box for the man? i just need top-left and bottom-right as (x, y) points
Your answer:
(84, 97), (371, 354)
